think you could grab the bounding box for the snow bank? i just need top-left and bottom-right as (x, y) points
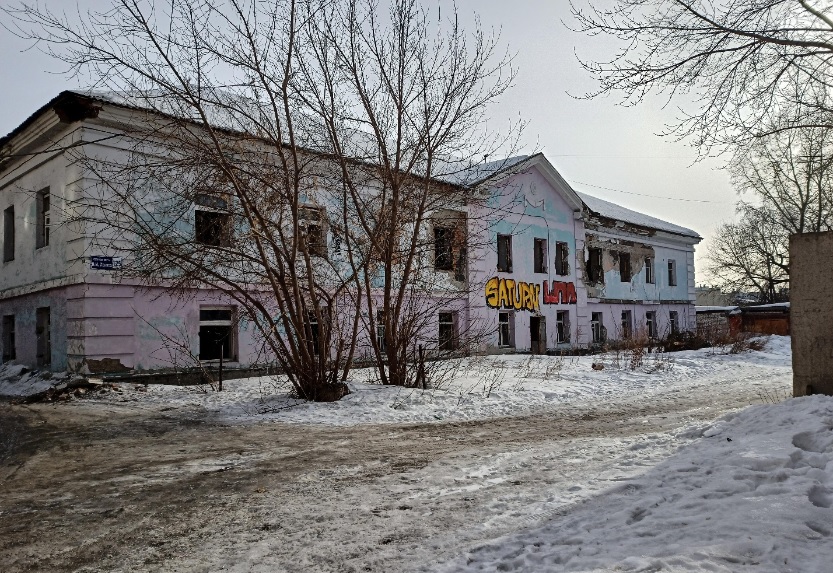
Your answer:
(64, 335), (792, 426)
(443, 395), (833, 572)
(0, 363), (67, 398)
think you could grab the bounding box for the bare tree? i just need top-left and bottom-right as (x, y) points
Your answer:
(571, 0), (833, 152)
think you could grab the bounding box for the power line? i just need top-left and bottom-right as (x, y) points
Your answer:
(570, 180), (731, 204)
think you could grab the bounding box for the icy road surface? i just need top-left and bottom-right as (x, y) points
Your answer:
(0, 337), (800, 572)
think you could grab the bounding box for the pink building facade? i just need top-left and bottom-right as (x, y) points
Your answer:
(0, 92), (700, 373)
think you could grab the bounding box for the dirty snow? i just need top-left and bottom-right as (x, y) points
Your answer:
(0, 363), (69, 397)
(62, 335), (793, 426)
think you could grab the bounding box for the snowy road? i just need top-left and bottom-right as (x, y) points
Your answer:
(0, 344), (791, 573)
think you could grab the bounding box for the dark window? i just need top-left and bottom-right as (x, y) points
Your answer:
(438, 312), (456, 351)
(554, 242), (569, 276)
(434, 227), (454, 270)
(619, 253), (631, 282)
(195, 210), (231, 247)
(305, 311), (321, 355)
(332, 233), (342, 256)
(668, 259), (677, 286)
(36, 307), (50, 366)
(556, 311), (570, 344)
(299, 206), (327, 257)
(587, 247), (603, 283)
(669, 311), (679, 334)
(376, 310), (386, 353)
(533, 238), (547, 273)
(621, 310), (633, 339)
(3, 206), (14, 262)
(497, 234), (512, 273)
(591, 312), (605, 344)
(2, 315), (15, 361)
(645, 257), (654, 284)
(198, 307), (234, 361)
(498, 312), (513, 347)
(646, 311), (657, 339)
(36, 189), (50, 249)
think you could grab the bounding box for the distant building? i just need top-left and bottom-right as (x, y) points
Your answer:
(1, 91), (702, 372)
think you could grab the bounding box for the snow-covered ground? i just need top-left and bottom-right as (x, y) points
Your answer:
(9, 334), (790, 426)
(441, 395), (833, 572)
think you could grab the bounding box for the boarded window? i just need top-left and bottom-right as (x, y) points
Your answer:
(668, 259), (677, 286)
(2, 315), (15, 361)
(36, 189), (50, 249)
(586, 247), (603, 283)
(533, 238), (547, 273)
(554, 242), (569, 276)
(438, 312), (457, 351)
(36, 307), (50, 366)
(195, 210), (232, 247)
(556, 311), (570, 344)
(199, 307), (234, 361)
(591, 312), (605, 344)
(3, 206), (14, 262)
(645, 257), (654, 284)
(619, 252), (631, 282)
(497, 234), (512, 273)
(498, 311), (514, 347)
(434, 227), (454, 270)
(646, 311), (657, 339)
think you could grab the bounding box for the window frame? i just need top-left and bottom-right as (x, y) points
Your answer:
(195, 209), (232, 247)
(198, 306), (236, 361)
(591, 312), (605, 344)
(36, 188), (50, 249)
(645, 256), (654, 284)
(36, 307), (51, 367)
(621, 310), (633, 339)
(646, 311), (657, 339)
(376, 310), (386, 354)
(498, 311), (514, 348)
(299, 205), (328, 258)
(496, 234), (513, 273)
(438, 312), (457, 351)
(3, 205), (14, 263)
(554, 242), (570, 276)
(556, 310), (570, 344)
(533, 238), (548, 274)
(668, 259), (677, 286)
(669, 311), (679, 334)
(619, 252), (632, 282)
(587, 247), (603, 283)
(434, 226), (454, 271)
(2, 314), (15, 361)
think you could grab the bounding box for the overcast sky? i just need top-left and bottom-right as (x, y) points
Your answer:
(0, 1), (736, 279)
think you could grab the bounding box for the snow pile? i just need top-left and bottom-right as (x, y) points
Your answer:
(70, 335), (792, 425)
(443, 395), (833, 573)
(0, 363), (65, 398)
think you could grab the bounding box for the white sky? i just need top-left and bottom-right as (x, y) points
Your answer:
(0, 1), (736, 280)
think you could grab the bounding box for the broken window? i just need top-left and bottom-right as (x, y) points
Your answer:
(556, 311), (570, 344)
(3, 206), (14, 262)
(36, 188), (50, 249)
(438, 312), (457, 351)
(646, 311), (657, 339)
(668, 259), (677, 286)
(586, 247), (603, 283)
(591, 312), (606, 344)
(533, 238), (547, 273)
(619, 252), (631, 282)
(299, 206), (327, 257)
(434, 227), (454, 271)
(2, 315), (15, 361)
(497, 234), (512, 273)
(498, 311), (514, 347)
(554, 242), (569, 276)
(645, 257), (654, 284)
(199, 307), (235, 361)
(36, 307), (50, 367)
(669, 311), (679, 334)
(195, 210), (232, 247)
(621, 310), (633, 339)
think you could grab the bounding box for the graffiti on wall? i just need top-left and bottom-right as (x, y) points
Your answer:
(485, 278), (579, 310)
(485, 277), (541, 312)
(542, 280), (577, 305)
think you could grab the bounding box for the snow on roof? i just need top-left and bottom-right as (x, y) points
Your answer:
(577, 191), (701, 239)
(742, 302), (790, 312)
(696, 305), (741, 314)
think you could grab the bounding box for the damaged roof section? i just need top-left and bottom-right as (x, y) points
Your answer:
(578, 191), (701, 240)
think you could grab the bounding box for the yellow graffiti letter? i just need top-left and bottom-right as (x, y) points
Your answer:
(498, 278), (509, 309)
(485, 277), (499, 308)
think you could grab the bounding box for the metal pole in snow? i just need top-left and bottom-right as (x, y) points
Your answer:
(219, 344), (224, 392)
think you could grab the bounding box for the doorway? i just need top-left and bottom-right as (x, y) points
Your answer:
(529, 316), (546, 354)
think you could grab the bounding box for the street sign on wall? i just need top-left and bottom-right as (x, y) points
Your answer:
(90, 256), (123, 270)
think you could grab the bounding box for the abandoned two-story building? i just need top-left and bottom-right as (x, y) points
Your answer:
(0, 91), (700, 372)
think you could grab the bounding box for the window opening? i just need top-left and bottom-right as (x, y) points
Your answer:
(646, 311), (657, 339)
(498, 312), (514, 347)
(434, 227), (454, 270)
(556, 311), (570, 344)
(2, 315), (15, 361)
(497, 234), (512, 273)
(669, 311), (679, 334)
(36, 189), (50, 249)
(376, 310), (386, 353)
(645, 257), (654, 284)
(554, 242), (569, 276)
(668, 259), (677, 286)
(621, 310), (633, 339)
(199, 307), (234, 361)
(619, 252), (631, 282)
(587, 247), (603, 283)
(591, 312), (605, 344)
(533, 238), (547, 273)
(36, 307), (51, 366)
(438, 312), (456, 351)
(195, 210), (231, 247)
(3, 206), (14, 262)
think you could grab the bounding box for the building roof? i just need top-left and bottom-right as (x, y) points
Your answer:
(577, 191), (701, 239)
